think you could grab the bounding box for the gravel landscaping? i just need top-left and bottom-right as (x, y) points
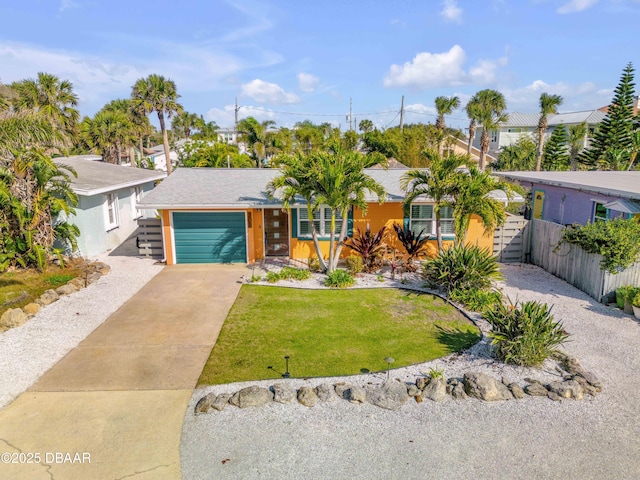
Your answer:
(0, 246), (163, 409)
(181, 263), (640, 479)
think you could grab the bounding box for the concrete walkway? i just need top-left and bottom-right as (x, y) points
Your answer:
(0, 264), (245, 480)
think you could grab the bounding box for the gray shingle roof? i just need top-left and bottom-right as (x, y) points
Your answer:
(137, 168), (410, 209)
(501, 110), (606, 127)
(493, 171), (640, 200)
(54, 156), (166, 196)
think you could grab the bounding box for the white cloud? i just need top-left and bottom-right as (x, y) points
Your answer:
(241, 79), (300, 104)
(557, 0), (599, 13)
(502, 79), (612, 111)
(59, 0), (80, 12)
(441, 0), (463, 22)
(404, 103), (438, 116)
(206, 104), (277, 128)
(383, 45), (507, 89)
(297, 72), (319, 92)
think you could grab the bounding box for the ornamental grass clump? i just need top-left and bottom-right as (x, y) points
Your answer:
(324, 269), (355, 288)
(266, 267), (311, 283)
(485, 299), (569, 367)
(422, 244), (501, 294)
(449, 287), (503, 314)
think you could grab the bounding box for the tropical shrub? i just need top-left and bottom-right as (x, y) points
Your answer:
(265, 267), (311, 283)
(561, 218), (640, 274)
(485, 299), (569, 367)
(449, 287), (503, 313)
(393, 223), (431, 261)
(308, 255), (321, 272)
(343, 224), (387, 272)
(324, 269), (355, 288)
(633, 292), (640, 308)
(345, 255), (364, 275)
(422, 244), (501, 294)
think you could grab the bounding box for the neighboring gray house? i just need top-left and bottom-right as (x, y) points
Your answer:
(473, 110), (606, 157)
(54, 156), (166, 258)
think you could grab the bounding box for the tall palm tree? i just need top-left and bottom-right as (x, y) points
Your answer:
(10, 72), (79, 145)
(568, 122), (588, 171)
(310, 147), (386, 272)
(238, 117), (277, 167)
(465, 99), (481, 155)
(435, 96), (461, 131)
(401, 150), (468, 253)
(172, 111), (204, 139)
(0, 111), (62, 164)
(536, 93), (563, 171)
(102, 99), (152, 167)
(450, 165), (508, 245)
(80, 110), (136, 164)
(131, 74), (182, 175)
(471, 89), (507, 171)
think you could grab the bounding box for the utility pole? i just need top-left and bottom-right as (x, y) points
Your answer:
(234, 96), (239, 145)
(349, 97), (353, 131)
(399, 95), (405, 131)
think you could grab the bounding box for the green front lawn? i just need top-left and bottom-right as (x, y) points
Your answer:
(198, 285), (480, 385)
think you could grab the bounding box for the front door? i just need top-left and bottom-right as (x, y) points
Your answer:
(264, 208), (289, 256)
(532, 190), (545, 219)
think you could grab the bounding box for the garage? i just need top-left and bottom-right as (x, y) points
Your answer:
(173, 212), (247, 264)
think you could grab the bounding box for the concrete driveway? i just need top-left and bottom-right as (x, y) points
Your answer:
(0, 264), (245, 480)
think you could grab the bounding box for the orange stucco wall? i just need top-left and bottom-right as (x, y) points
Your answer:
(161, 209), (174, 265)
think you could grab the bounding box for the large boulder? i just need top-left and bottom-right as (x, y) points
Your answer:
(212, 393), (232, 411)
(464, 372), (513, 401)
(297, 386), (319, 407)
(334, 383), (353, 400)
(56, 283), (78, 296)
(422, 377), (447, 402)
(315, 383), (338, 402)
(0, 308), (28, 329)
(508, 383), (526, 400)
(36, 289), (59, 306)
(346, 386), (367, 404)
(548, 380), (585, 400)
(524, 382), (549, 397)
(194, 392), (217, 413)
(447, 379), (467, 400)
(365, 379), (409, 410)
(229, 386), (273, 408)
(272, 383), (297, 404)
(22, 303), (40, 316)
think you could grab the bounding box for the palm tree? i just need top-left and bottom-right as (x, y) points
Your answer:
(568, 122), (588, 171)
(10, 72), (79, 145)
(172, 111), (204, 139)
(0, 111), (62, 164)
(471, 89), (507, 171)
(101, 99), (152, 167)
(401, 150), (468, 253)
(435, 96), (461, 131)
(131, 74), (182, 175)
(0, 147), (79, 270)
(80, 110), (136, 164)
(465, 99), (481, 155)
(535, 93), (563, 171)
(450, 165), (508, 245)
(238, 117), (276, 167)
(310, 147), (386, 272)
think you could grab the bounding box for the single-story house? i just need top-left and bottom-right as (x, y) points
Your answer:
(493, 171), (640, 225)
(473, 110), (606, 157)
(137, 168), (495, 265)
(54, 156), (166, 258)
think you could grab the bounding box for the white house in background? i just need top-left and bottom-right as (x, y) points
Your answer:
(54, 156), (166, 258)
(472, 109), (606, 157)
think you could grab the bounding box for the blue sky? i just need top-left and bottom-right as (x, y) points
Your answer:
(0, 0), (638, 130)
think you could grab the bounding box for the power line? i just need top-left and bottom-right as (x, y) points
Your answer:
(241, 106), (401, 118)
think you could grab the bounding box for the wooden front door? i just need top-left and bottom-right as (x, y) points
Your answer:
(264, 208), (289, 256)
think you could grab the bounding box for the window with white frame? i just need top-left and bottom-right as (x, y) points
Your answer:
(131, 186), (143, 219)
(593, 202), (609, 222)
(410, 204), (454, 236)
(298, 207), (342, 237)
(105, 192), (119, 230)
(490, 130), (498, 143)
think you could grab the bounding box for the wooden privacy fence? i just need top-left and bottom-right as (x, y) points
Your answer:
(137, 218), (163, 258)
(493, 214), (529, 263)
(529, 219), (640, 303)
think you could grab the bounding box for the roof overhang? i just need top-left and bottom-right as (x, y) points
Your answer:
(73, 173), (166, 196)
(603, 199), (640, 214)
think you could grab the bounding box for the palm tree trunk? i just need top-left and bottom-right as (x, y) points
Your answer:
(328, 212), (336, 273)
(138, 137), (144, 167)
(129, 146), (136, 168)
(158, 112), (172, 175)
(435, 207), (443, 253)
(307, 204), (327, 272)
(332, 214), (349, 271)
(467, 122), (475, 154)
(536, 126), (544, 171)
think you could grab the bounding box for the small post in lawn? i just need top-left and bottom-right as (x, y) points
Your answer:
(283, 356), (290, 378)
(384, 357), (394, 379)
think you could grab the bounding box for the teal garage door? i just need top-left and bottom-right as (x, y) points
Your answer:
(173, 212), (247, 264)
